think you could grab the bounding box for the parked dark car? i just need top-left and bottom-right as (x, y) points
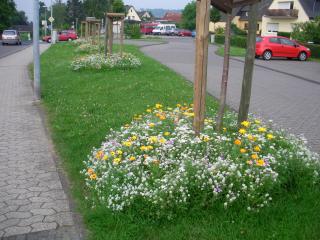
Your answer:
(1, 30), (22, 45)
(178, 29), (192, 37)
(255, 36), (311, 61)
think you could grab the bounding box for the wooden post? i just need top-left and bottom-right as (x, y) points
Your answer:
(193, 0), (211, 136)
(92, 22), (95, 45)
(108, 18), (113, 54)
(120, 18), (124, 57)
(81, 23), (83, 39)
(216, 13), (232, 133)
(104, 16), (108, 57)
(98, 23), (100, 44)
(85, 21), (88, 44)
(237, 2), (259, 129)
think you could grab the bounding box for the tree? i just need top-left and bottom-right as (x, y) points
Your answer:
(83, 0), (110, 19)
(180, 1), (197, 30)
(11, 10), (29, 25)
(292, 16), (320, 44)
(113, 0), (125, 14)
(148, 11), (154, 19)
(210, 7), (221, 31)
(0, 0), (16, 34)
(66, 0), (86, 27)
(52, 0), (68, 28)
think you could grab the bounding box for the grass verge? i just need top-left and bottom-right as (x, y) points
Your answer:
(35, 42), (320, 239)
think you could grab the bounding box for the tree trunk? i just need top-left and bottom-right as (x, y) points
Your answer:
(237, 2), (259, 129)
(104, 16), (108, 57)
(216, 13), (231, 133)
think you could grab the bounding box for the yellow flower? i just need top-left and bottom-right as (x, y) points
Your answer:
(240, 149), (246, 153)
(246, 161), (251, 164)
(235, 140), (241, 145)
(255, 120), (260, 124)
(177, 104), (181, 107)
(174, 110), (179, 113)
(147, 109), (151, 112)
(204, 119), (208, 122)
(102, 156), (108, 160)
(114, 158), (121, 163)
(140, 146), (147, 150)
(189, 113), (194, 117)
(248, 135), (253, 140)
(203, 137), (210, 142)
(155, 104), (162, 108)
(208, 120), (213, 123)
(132, 136), (137, 140)
(251, 154), (258, 159)
(256, 159), (265, 166)
(159, 109), (163, 112)
(125, 124), (129, 127)
(159, 139), (166, 143)
(183, 112), (189, 116)
(167, 107), (172, 110)
(90, 174), (97, 179)
(149, 137), (157, 142)
(267, 134), (274, 140)
(116, 150), (122, 155)
(99, 151), (103, 154)
(258, 127), (266, 132)
(222, 127), (227, 132)
(88, 169), (93, 173)
(212, 170), (217, 173)
(110, 152), (115, 156)
(148, 146), (153, 149)
(253, 137), (258, 141)
(165, 132), (170, 136)
(254, 146), (261, 151)
(239, 129), (246, 134)
(241, 121), (251, 127)
(130, 156), (135, 161)
(150, 123), (154, 127)
(123, 142), (132, 146)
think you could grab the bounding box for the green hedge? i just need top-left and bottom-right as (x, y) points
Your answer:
(296, 42), (320, 58)
(215, 34), (247, 48)
(277, 32), (291, 38)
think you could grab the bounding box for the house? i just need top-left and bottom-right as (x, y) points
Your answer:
(261, 0), (320, 36)
(125, 5), (141, 22)
(209, 0), (273, 33)
(137, 11), (151, 20)
(8, 25), (32, 33)
(159, 12), (184, 22)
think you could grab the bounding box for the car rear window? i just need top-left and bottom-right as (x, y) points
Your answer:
(3, 31), (16, 35)
(256, 37), (264, 43)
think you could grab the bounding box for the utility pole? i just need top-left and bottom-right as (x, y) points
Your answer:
(33, 0), (41, 100)
(51, 0), (53, 45)
(44, 6), (47, 36)
(76, 18), (78, 37)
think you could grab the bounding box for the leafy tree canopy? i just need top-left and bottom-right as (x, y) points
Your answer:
(0, 0), (17, 34)
(66, 0), (86, 25)
(113, 0), (126, 14)
(292, 16), (320, 44)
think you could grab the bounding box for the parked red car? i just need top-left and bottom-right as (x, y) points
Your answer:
(42, 31), (76, 43)
(255, 36), (311, 61)
(178, 29), (192, 37)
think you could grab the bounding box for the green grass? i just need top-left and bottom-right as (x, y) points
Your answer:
(34, 42), (320, 239)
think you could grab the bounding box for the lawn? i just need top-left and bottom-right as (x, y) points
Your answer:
(34, 41), (320, 239)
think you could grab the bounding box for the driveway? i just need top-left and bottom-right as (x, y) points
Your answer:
(120, 37), (320, 155)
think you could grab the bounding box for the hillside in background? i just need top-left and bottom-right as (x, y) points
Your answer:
(139, 8), (183, 18)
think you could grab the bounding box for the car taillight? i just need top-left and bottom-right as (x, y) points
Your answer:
(1, 35), (3, 39)
(15, 35), (18, 39)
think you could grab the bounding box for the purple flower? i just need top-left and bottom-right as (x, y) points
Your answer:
(206, 165), (210, 168)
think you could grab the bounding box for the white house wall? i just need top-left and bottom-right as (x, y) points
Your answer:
(261, 0), (309, 36)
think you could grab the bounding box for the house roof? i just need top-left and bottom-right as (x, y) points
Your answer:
(137, 11), (149, 18)
(8, 25), (32, 32)
(298, 0), (320, 19)
(238, 0), (274, 20)
(159, 12), (184, 22)
(125, 5), (133, 12)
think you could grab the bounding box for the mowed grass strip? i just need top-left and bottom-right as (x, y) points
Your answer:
(36, 42), (320, 240)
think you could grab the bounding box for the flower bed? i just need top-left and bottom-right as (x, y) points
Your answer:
(76, 43), (105, 53)
(82, 104), (319, 217)
(71, 52), (141, 70)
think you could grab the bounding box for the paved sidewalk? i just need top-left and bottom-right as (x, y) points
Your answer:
(0, 45), (86, 239)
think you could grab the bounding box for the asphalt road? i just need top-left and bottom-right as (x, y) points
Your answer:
(133, 36), (320, 155)
(0, 40), (35, 59)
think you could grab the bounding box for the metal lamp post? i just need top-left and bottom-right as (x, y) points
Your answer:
(50, 0), (53, 44)
(44, 6), (47, 36)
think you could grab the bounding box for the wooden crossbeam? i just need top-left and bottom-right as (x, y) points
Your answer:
(227, 0), (260, 8)
(210, 0), (232, 14)
(105, 13), (125, 17)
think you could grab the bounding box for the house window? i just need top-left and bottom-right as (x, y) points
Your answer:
(244, 23), (259, 30)
(128, 16), (130, 19)
(267, 23), (279, 33)
(132, 16), (134, 20)
(131, 9), (132, 12)
(278, 2), (294, 9)
(291, 23), (296, 32)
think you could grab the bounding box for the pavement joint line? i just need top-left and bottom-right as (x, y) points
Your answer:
(0, 45), (32, 60)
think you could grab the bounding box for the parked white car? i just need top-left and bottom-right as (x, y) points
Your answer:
(153, 24), (176, 35)
(1, 30), (22, 45)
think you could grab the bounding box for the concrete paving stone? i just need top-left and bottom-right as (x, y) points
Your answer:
(0, 202), (8, 209)
(0, 219), (20, 230)
(30, 222), (58, 233)
(37, 165), (58, 172)
(25, 169), (47, 174)
(41, 200), (70, 212)
(16, 173), (36, 180)
(0, 185), (18, 191)
(43, 212), (74, 226)
(29, 208), (56, 216)
(6, 188), (29, 195)
(36, 173), (59, 181)
(15, 235), (27, 240)
(17, 203), (43, 212)
(39, 190), (67, 200)
(0, 192), (9, 198)
(38, 231), (49, 238)
(16, 183), (37, 189)
(0, 182), (8, 187)
(3, 226), (31, 237)
(0, 205), (20, 215)
(0, 194), (19, 203)
(17, 215), (44, 227)
(28, 197), (53, 203)
(27, 187), (50, 192)
(5, 212), (33, 219)
(5, 199), (31, 206)
(38, 181), (63, 190)
(0, 230), (3, 238)
(0, 214), (8, 222)
(17, 192), (41, 200)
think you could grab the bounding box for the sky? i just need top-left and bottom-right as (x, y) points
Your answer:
(14, 0), (193, 23)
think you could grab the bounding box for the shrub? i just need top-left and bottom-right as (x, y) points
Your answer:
(277, 32), (291, 38)
(124, 24), (142, 39)
(292, 16), (320, 44)
(296, 42), (320, 58)
(216, 26), (224, 34)
(215, 34), (247, 48)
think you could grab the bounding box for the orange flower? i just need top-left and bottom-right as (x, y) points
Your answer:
(252, 154), (258, 159)
(90, 174), (97, 179)
(125, 124), (129, 127)
(181, 107), (187, 111)
(160, 116), (166, 120)
(144, 155), (148, 158)
(95, 154), (101, 158)
(235, 140), (241, 145)
(150, 124), (154, 127)
(88, 169), (93, 173)
(161, 112), (166, 115)
(130, 156), (135, 161)
(254, 146), (261, 151)
(212, 170), (217, 173)
(240, 149), (246, 153)
(156, 113), (161, 117)
(191, 104), (194, 107)
(155, 161), (159, 164)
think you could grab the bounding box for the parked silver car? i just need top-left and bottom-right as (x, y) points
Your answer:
(1, 30), (22, 45)
(168, 28), (181, 36)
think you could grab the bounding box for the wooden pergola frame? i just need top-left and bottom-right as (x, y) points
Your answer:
(193, 0), (260, 135)
(80, 19), (102, 45)
(103, 13), (125, 57)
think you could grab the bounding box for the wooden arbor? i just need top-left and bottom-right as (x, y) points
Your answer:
(193, 0), (260, 135)
(80, 19), (102, 45)
(103, 13), (125, 57)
